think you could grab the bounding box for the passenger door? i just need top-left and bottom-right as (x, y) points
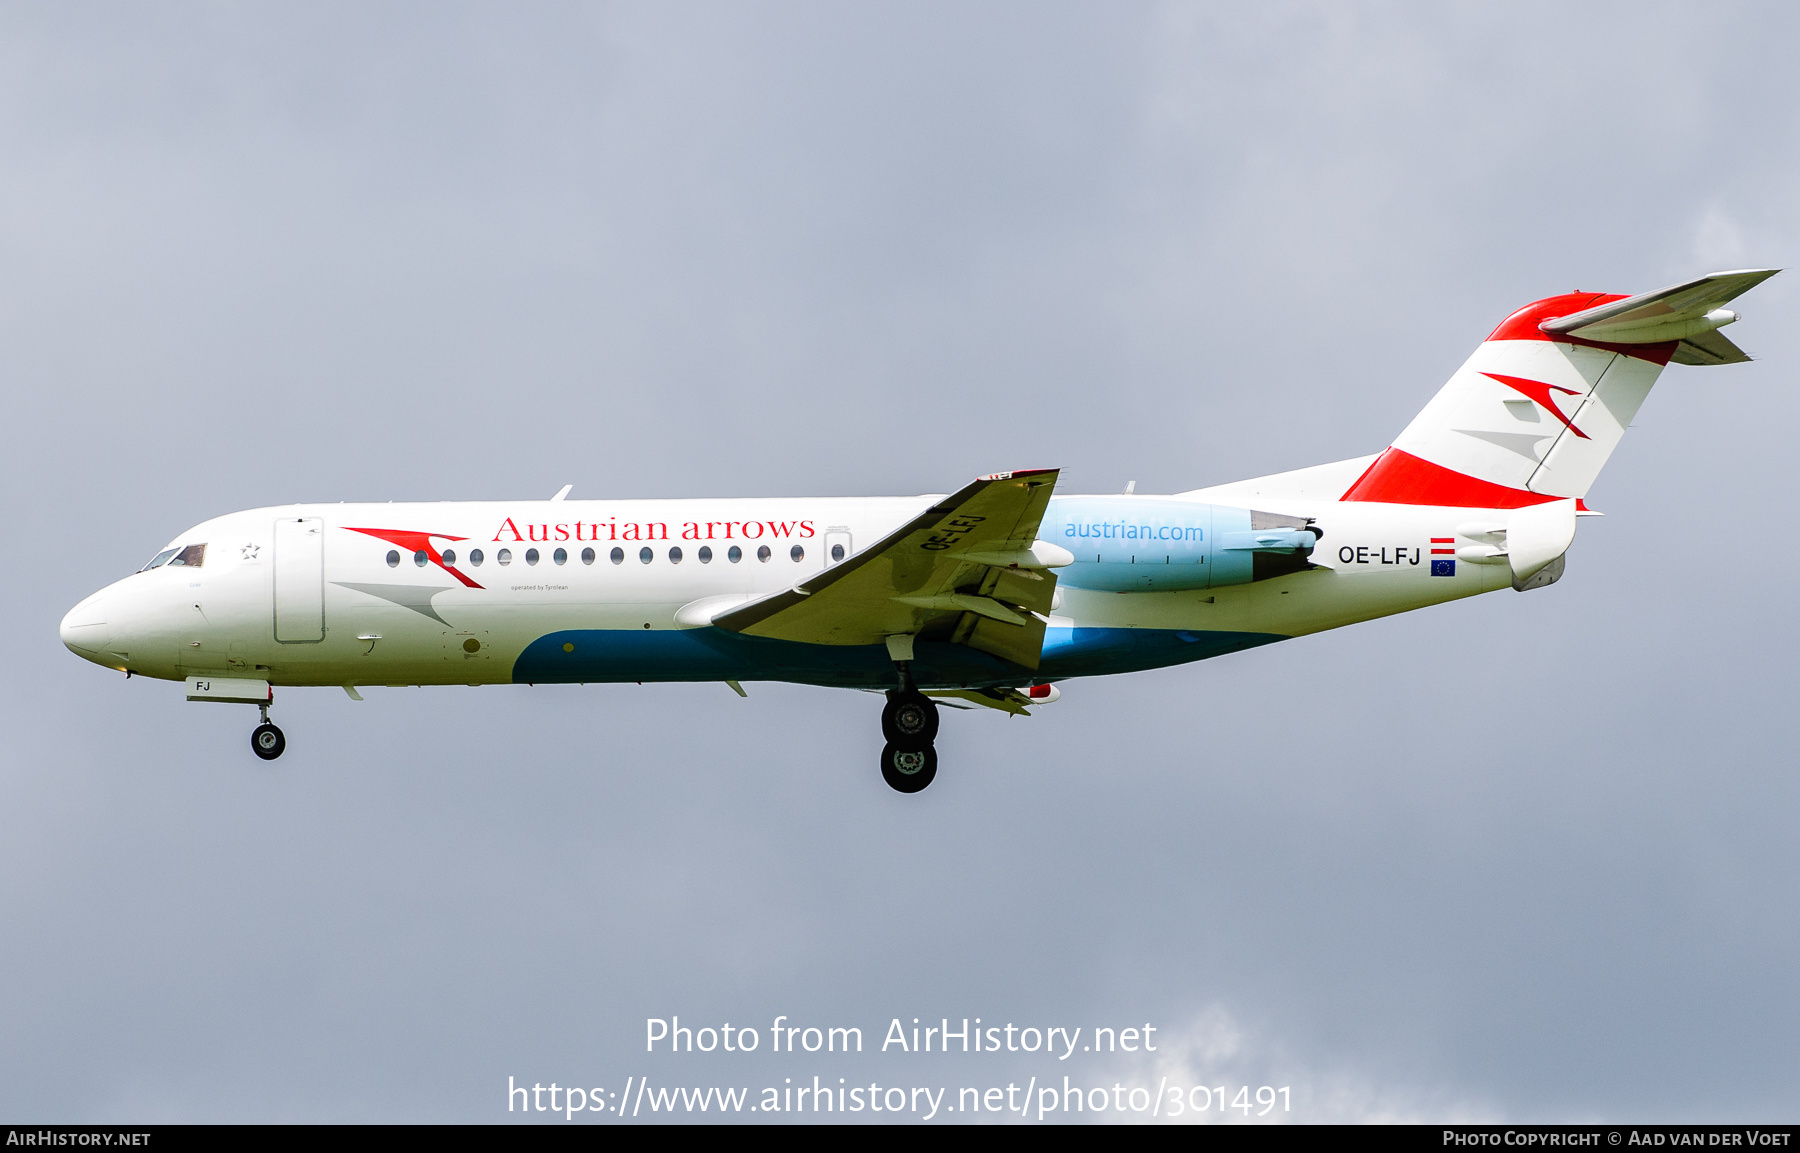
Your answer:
(273, 517), (326, 643)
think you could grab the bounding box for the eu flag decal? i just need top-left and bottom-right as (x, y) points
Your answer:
(1430, 559), (1456, 577)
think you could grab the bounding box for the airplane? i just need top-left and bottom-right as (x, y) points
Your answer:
(60, 268), (1777, 792)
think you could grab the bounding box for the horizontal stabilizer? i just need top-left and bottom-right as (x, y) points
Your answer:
(1671, 326), (1752, 366)
(1540, 268), (1777, 358)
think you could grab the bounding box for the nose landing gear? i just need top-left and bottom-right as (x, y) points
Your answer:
(250, 702), (286, 761)
(185, 678), (287, 762)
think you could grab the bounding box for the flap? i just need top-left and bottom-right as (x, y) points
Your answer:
(925, 687), (1035, 715)
(713, 469), (1062, 668)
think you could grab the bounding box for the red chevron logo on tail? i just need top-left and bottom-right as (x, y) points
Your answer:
(1482, 372), (1590, 440)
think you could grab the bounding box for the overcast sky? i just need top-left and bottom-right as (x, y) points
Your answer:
(5, 1), (1799, 1123)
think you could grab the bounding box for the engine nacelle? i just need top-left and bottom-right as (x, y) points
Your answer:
(1026, 683), (1060, 704)
(1043, 497), (1316, 592)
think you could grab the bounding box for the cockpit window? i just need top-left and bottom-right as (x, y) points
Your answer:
(141, 548), (178, 571)
(167, 543), (206, 568)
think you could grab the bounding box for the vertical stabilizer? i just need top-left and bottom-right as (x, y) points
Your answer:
(1342, 270), (1776, 507)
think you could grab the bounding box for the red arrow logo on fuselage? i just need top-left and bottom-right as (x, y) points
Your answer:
(344, 527), (485, 589)
(1482, 372), (1590, 440)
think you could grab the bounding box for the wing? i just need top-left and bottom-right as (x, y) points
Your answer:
(712, 468), (1065, 670)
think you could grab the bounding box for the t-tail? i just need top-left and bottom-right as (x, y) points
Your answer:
(1341, 269), (1779, 509)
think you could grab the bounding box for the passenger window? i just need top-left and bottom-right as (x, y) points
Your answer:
(757, 545), (772, 563)
(728, 546), (742, 563)
(141, 548), (178, 572)
(386, 550), (400, 568)
(470, 548), (485, 566)
(526, 548), (540, 565)
(582, 547), (595, 564)
(669, 546), (683, 564)
(698, 546), (713, 563)
(553, 547), (567, 565)
(831, 543), (845, 562)
(169, 543), (206, 568)
(414, 550), (428, 567)
(442, 549), (457, 566)
(610, 547), (625, 564)
(790, 545), (804, 563)
(639, 547), (653, 564)
(498, 548), (513, 565)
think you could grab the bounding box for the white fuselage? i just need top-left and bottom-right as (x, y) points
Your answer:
(60, 493), (1512, 692)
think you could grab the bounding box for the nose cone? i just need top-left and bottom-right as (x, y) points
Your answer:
(60, 592), (117, 667)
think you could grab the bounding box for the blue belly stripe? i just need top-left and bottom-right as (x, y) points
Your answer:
(511, 626), (1287, 689)
(1039, 626), (1285, 678)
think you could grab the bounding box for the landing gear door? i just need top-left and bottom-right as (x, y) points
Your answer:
(823, 528), (853, 568)
(273, 517), (325, 643)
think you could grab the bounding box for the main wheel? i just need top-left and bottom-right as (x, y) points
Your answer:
(881, 691), (939, 750)
(880, 741), (937, 793)
(251, 723), (286, 761)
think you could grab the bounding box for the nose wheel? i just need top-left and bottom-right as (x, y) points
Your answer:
(250, 703), (285, 761)
(251, 723), (286, 760)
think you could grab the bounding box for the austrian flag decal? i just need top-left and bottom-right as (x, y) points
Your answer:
(1430, 537), (1456, 577)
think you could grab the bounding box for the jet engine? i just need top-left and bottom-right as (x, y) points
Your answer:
(1044, 498), (1316, 592)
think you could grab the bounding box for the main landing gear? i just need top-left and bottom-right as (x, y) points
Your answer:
(880, 690), (939, 793)
(880, 635), (940, 793)
(250, 702), (286, 761)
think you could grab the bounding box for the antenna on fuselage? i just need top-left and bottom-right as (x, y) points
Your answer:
(550, 484), (572, 501)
